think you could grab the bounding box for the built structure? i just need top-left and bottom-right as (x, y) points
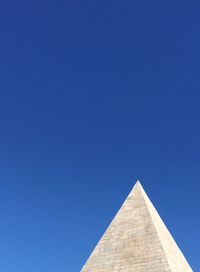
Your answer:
(81, 181), (192, 271)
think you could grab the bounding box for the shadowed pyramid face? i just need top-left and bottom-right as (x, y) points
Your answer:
(81, 181), (193, 272)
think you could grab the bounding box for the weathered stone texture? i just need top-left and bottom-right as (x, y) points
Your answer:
(81, 181), (193, 272)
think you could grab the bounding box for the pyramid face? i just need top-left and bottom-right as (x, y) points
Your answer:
(81, 181), (193, 272)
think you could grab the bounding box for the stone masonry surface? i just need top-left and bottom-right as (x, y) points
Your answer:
(81, 181), (193, 272)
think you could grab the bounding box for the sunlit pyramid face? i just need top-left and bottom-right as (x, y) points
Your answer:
(81, 181), (193, 272)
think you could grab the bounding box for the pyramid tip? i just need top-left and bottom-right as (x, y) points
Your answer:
(135, 180), (142, 187)
(129, 180), (143, 195)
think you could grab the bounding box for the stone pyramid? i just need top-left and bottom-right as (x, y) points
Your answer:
(81, 181), (193, 272)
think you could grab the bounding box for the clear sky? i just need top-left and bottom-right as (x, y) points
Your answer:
(0, 0), (199, 271)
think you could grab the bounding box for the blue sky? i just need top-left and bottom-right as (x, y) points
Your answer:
(0, 0), (199, 271)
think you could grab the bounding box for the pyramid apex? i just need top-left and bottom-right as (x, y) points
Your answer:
(129, 180), (144, 194)
(135, 180), (142, 186)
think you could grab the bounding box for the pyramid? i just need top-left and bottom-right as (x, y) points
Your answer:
(81, 181), (193, 272)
